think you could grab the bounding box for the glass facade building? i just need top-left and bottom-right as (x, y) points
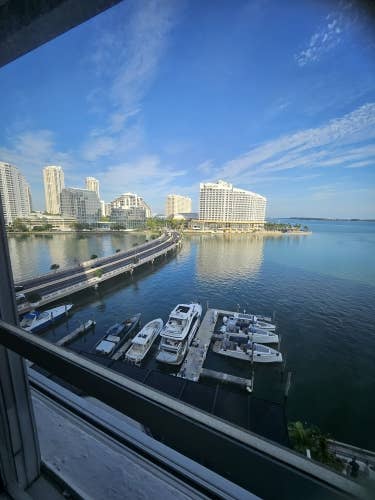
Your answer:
(60, 187), (101, 225)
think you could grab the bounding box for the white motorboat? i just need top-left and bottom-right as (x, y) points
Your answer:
(125, 318), (163, 364)
(94, 313), (141, 356)
(213, 338), (282, 363)
(20, 304), (73, 333)
(226, 313), (277, 331)
(219, 326), (279, 344)
(156, 303), (202, 365)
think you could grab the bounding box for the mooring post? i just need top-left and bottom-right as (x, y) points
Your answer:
(281, 355), (287, 381)
(284, 371), (292, 402)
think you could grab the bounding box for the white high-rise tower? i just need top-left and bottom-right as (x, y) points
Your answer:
(43, 165), (64, 214)
(165, 194), (192, 217)
(85, 177), (100, 198)
(0, 162), (31, 225)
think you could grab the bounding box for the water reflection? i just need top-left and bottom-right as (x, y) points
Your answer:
(194, 234), (264, 280)
(7, 232), (146, 281)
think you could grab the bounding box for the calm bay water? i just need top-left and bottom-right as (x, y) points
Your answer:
(7, 221), (375, 449)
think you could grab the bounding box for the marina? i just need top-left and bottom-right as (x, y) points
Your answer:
(56, 319), (96, 347)
(12, 221), (375, 452)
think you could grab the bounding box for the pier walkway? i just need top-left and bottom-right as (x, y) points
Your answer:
(177, 308), (217, 382)
(178, 308), (255, 389)
(17, 232), (181, 313)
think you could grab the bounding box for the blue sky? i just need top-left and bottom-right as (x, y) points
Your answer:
(0, 0), (375, 217)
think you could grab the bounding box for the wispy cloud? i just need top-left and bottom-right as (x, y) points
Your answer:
(0, 130), (73, 178)
(215, 102), (375, 186)
(295, 3), (353, 67)
(82, 0), (184, 164)
(92, 0), (183, 113)
(100, 155), (187, 210)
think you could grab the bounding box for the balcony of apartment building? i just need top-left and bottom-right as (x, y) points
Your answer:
(0, 2), (368, 499)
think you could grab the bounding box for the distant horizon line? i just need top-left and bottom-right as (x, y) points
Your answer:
(270, 217), (375, 222)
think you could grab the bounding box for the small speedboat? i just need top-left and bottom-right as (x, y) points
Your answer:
(125, 318), (163, 365)
(213, 338), (282, 363)
(20, 304), (73, 333)
(225, 314), (277, 332)
(94, 313), (141, 356)
(219, 326), (279, 344)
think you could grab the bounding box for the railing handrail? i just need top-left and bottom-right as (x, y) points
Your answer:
(0, 318), (365, 499)
(15, 231), (169, 287)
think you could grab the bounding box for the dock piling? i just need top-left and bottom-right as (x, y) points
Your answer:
(284, 371), (292, 402)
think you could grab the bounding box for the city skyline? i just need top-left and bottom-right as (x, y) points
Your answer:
(0, 0), (374, 217)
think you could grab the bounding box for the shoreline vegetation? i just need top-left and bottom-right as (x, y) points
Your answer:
(6, 219), (311, 236)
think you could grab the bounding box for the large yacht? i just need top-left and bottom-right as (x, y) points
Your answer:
(156, 303), (202, 365)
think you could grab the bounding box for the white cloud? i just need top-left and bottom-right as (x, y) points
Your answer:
(294, 4), (353, 67)
(100, 155), (187, 211)
(215, 103), (375, 186)
(90, 0), (183, 114)
(0, 129), (77, 210)
(84, 0), (184, 162)
(197, 159), (215, 174)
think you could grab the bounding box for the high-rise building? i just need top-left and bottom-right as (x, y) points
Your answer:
(43, 166), (64, 214)
(199, 180), (266, 231)
(0, 162), (31, 225)
(111, 193), (151, 218)
(60, 188), (101, 225)
(110, 206), (146, 229)
(85, 177), (100, 198)
(100, 200), (106, 218)
(104, 202), (112, 217)
(165, 194), (192, 217)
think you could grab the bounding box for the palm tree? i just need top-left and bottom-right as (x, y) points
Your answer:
(288, 421), (312, 454)
(50, 263), (60, 272)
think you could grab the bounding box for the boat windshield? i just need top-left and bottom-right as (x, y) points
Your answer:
(131, 344), (144, 353)
(168, 317), (187, 328)
(21, 316), (34, 327)
(253, 344), (269, 353)
(107, 324), (121, 335)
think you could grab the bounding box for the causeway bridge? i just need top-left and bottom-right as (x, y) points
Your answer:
(16, 231), (181, 313)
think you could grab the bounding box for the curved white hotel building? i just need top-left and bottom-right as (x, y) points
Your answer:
(198, 180), (266, 231)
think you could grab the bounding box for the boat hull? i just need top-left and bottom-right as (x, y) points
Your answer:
(125, 318), (163, 363)
(157, 305), (201, 366)
(22, 305), (73, 333)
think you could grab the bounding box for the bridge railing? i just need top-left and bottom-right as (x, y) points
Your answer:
(16, 231), (170, 287)
(17, 237), (180, 312)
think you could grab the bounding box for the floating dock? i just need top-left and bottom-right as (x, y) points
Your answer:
(177, 308), (217, 382)
(201, 368), (253, 391)
(111, 338), (133, 361)
(56, 320), (96, 347)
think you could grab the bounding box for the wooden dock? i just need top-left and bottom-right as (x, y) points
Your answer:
(201, 368), (253, 391)
(177, 308), (218, 382)
(56, 320), (96, 347)
(111, 338), (133, 361)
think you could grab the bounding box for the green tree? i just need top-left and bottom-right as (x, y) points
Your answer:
(12, 218), (29, 232)
(115, 248), (121, 253)
(94, 269), (103, 278)
(90, 254), (98, 260)
(50, 263), (60, 271)
(288, 422), (343, 472)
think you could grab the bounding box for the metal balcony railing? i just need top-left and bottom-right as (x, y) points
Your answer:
(0, 319), (365, 500)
